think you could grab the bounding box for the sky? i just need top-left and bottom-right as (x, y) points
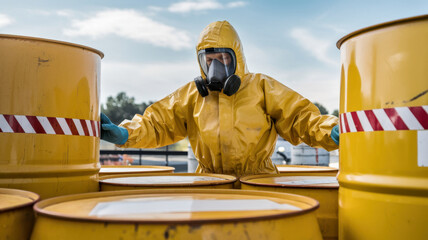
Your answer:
(1, 0), (427, 113)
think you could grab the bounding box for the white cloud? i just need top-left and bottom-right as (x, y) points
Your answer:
(148, 6), (163, 12)
(284, 69), (340, 113)
(168, 0), (247, 13)
(63, 9), (192, 51)
(321, 24), (347, 34)
(56, 10), (74, 17)
(169, 0), (221, 13)
(245, 43), (339, 112)
(290, 28), (337, 66)
(227, 1), (247, 8)
(0, 14), (13, 28)
(101, 60), (200, 104)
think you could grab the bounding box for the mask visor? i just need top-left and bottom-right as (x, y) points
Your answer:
(198, 48), (236, 78)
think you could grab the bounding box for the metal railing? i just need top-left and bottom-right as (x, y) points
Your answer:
(100, 146), (187, 166)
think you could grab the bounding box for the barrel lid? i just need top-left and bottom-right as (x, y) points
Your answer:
(34, 189), (319, 223)
(241, 174), (339, 189)
(276, 165), (338, 173)
(0, 188), (40, 212)
(99, 165), (175, 175)
(0, 34), (104, 58)
(337, 14), (428, 49)
(99, 173), (236, 187)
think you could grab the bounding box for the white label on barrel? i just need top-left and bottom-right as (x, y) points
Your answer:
(277, 167), (331, 172)
(99, 168), (166, 173)
(103, 176), (225, 184)
(277, 177), (337, 185)
(418, 130), (428, 167)
(89, 199), (301, 216)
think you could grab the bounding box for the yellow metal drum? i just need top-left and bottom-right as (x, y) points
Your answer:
(0, 34), (103, 199)
(99, 165), (175, 176)
(0, 188), (40, 240)
(337, 15), (428, 239)
(31, 188), (322, 240)
(241, 174), (339, 240)
(99, 173), (236, 191)
(276, 164), (338, 174)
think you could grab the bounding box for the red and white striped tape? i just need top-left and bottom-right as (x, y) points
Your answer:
(0, 114), (100, 137)
(340, 105), (428, 133)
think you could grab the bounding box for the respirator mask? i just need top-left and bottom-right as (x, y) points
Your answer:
(194, 48), (241, 97)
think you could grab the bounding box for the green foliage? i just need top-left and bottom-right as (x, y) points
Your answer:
(101, 92), (154, 125)
(314, 102), (329, 115)
(331, 109), (339, 117)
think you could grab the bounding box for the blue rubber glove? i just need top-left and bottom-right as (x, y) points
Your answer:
(100, 113), (128, 145)
(331, 125), (339, 145)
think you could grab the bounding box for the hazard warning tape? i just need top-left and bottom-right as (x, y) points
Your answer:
(0, 114), (100, 137)
(340, 106), (428, 133)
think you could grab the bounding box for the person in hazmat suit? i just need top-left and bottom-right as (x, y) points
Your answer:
(101, 20), (340, 178)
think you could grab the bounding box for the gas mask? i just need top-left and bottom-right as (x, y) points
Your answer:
(194, 48), (241, 97)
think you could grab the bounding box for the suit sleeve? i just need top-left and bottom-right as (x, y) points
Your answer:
(263, 75), (339, 151)
(117, 83), (192, 148)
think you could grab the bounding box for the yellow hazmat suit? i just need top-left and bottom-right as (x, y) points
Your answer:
(119, 21), (338, 177)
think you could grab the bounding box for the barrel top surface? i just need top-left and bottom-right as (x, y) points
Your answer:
(0, 33), (104, 58)
(0, 188), (39, 212)
(336, 14), (428, 49)
(276, 165), (338, 173)
(100, 165), (175, 174)
(34, 189), (319, 223)
(99, 173), (236, 186)
(241, 175), (339, 188)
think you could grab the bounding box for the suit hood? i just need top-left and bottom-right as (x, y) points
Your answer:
(196, 21), (249, 80)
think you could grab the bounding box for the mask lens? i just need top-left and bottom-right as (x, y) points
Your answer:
(198, 48), (236, 77)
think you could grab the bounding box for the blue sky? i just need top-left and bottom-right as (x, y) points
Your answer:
(1, 0), (427, 113)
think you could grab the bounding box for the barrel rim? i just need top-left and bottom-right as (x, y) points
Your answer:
(33, 188), (319, 224)
(0, 188), (40, 213)
(336, 14), (428, 49)
(240, 174), (339, 189)
(98, 172), (237, 187)
(0, 33), (104, 58)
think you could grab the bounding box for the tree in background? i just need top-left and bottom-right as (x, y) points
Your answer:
(314, 102), (329, 115)
(101, 92), (154, 125)
(331, 109), (339, 117)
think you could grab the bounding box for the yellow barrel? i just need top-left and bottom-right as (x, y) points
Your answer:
(0, 34), (103, 199)
(0, 188), (40, 240)
(241, 174), (339, 240)
(31, 188), (322, 240)
(337, 15), (428, 240)
(276, 164), (338, 174)
(99, 173), (236, 191)
(99, 165), (175, 176)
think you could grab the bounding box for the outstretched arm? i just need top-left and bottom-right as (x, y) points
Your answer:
(117, 83), (193, 148)
(263, 75), (339, 151)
